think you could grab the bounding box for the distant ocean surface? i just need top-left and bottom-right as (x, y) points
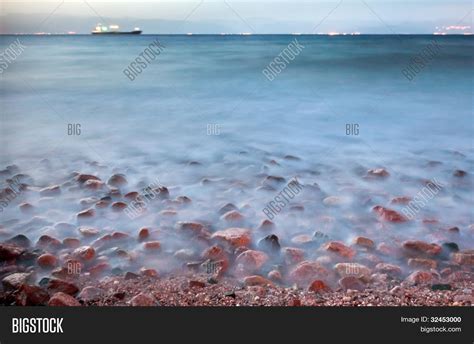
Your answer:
(0, 35), (473, 251)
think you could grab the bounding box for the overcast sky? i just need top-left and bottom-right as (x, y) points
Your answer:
(0, 1), (472, 34)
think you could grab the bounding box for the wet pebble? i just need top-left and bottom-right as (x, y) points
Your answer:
(402, 240), (442, 257)
(46, 278), (79, 295)
(339, 276), (366, 291)
(48, 292), (80, 306)
(107, 174), (128, 187)
(73, 246), (95, 261)
(221, 210), (245, 222)
(243, 275), (273, 287)
(37, 253), (58, 269)
(235, 250), (269, 272)
(143, 241), (161, 251)
(2, 272), (32, 290)
(39, 185), (61, 197)
(258, 219), (275, 231)
(15, 284), (49, 306)
(78, 286), (105, 302)
(373, 206), (407, 223)
(218, 203), (238, 215)
(129, 293), (157, 306)
(308, 280), (331, 293)
(258, 234), (281, 253)
(211, 228), (251, 247)
(324, 241), (355, 259)
(353, 236), (375, 249)
(6, 234), (31, 248)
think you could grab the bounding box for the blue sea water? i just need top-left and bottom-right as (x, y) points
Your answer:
(0, 35), (473, 258)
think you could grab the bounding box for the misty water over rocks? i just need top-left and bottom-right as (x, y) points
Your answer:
(0, 35), (472, 305)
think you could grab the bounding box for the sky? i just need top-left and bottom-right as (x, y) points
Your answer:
(0, 1), (472, 34)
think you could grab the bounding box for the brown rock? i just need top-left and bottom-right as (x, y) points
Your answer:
(354, 236), (375, 249)
(19, 202), (35, 213)
(92, 232), (129, 248)
(308, 280), (331, 293)
(76, 174), (100, 184)
(143, 241), (161, 251)
(453, 170), (467, 177)
(0, 244), (25, 260)
(218, 203), (238, 215)
(2, 273), (32, 290)
(95, 200), (110, 209)
(77, 208), (95, 220)
(211, 228), (251, 247)
(263, 175), (286, 187)
(107, 174), (128, 187)
(48, 292), (80, 306)
(408, 258), (437, 270)
(267, 270), (282, 282)
(140, 268), (159, 278)
(39, 185), (61, 197)
(36, 235), (62, 250)
(111, 232), (129, 240)
(391, 196), (412, 205)
(406, 271), (433, 284)
(6, 234), (31, 248)
(324, 241), (355, 259)
(377, 243), (398, 256)
(291, 234), (314, 246)
(282, 247), (306, 265)
(176, 196), (192, 204)
(138, 228), (150, 242)
(176, 221), (207, 235)
(73, 246), (95, 261)
(367, 168), (390, 178)
(84, 179), (104, 190)
(235, 250), (268, 271)
(78, 227), (99, 237)
(402, 240), (442, 257)
(37, 253), (58, 268)
(373, 206), (407, 223)
(111, 201), (127, 211)
(339, 276), (366, 291)
(63, 238), (81, 248)
(78, 286), (105, 302)
(201, 245), (226, 261)
(47, 279), (79, 295)
(447, 226), (460, 234)
(451, 252), (474, 266)
(15, 285), (49, 306)
(160, 210), (176, 216)
(290, 261), (328, 285)
(129, 293), (156, 306)
(374, 263), (402, 276)
(124, 191), (140, 200)
(221, 210), (244, 222)
(258, 219), (275, 231)
(243, 275), (273, 286)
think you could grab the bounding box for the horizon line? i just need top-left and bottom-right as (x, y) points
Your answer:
(1, 33), (472, 36)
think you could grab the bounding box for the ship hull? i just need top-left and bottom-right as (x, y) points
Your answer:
(92, 31), (142, 35)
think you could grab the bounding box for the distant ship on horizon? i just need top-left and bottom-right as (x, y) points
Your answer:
(92, 24), (142, 35)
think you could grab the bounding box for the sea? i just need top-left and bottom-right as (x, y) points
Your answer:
(0, 35), (473, 265)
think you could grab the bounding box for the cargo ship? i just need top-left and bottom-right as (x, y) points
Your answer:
(92, 24), (142, 35)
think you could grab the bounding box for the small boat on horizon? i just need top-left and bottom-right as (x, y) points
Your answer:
(92, 24), (142, 35)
